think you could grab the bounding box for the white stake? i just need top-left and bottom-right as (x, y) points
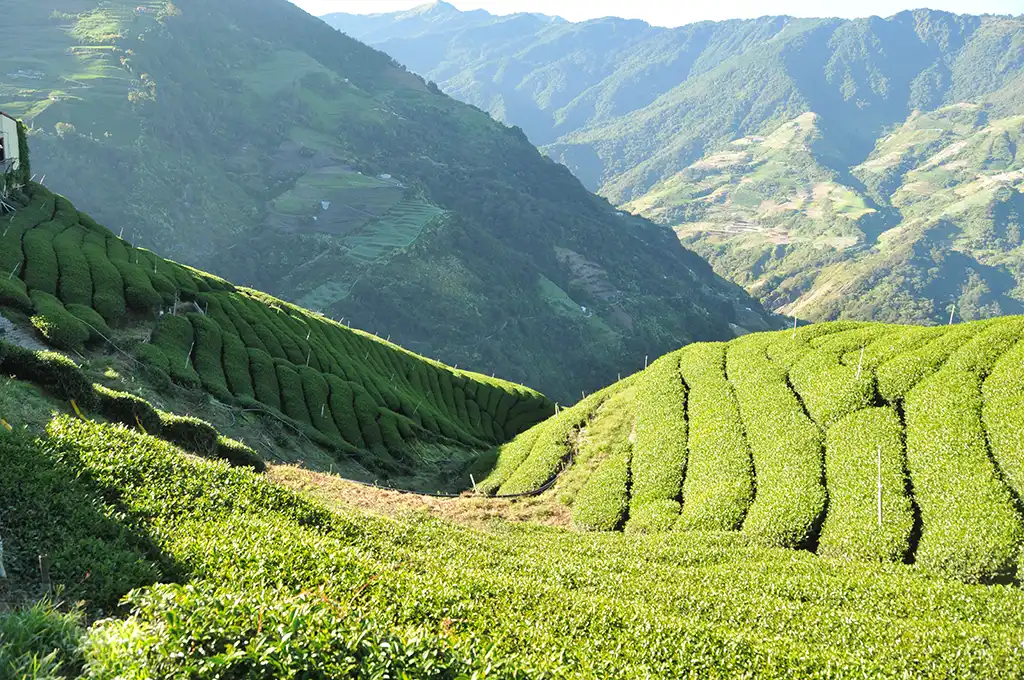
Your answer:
(949, 304), (956, 326)
(185, 342), (194, 368)
(320, 404), (325, 418)
(792, 316), (798, 338)
(876, 444), (883, 528)
(470, 474), (477, 492)
(645, 355), (649, 369)
(856, 347), (865, 380)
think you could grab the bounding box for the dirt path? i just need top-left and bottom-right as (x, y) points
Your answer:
(0, 314), (46, 352)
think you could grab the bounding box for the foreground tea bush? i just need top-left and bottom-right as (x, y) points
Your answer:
(818, 407), (914, 563)
(676, 342), (753, 532)
(905, 370), (1023, 582)
(626, 353), (687, 533)
(5, 414), (1024, 678)
(728, 338), (825, 548)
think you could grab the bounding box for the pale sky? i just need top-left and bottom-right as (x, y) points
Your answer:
(293, 0), (1023, 24)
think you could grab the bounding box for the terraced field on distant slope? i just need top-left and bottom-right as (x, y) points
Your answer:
(0, 181), (553, 481)
(485, 317), (1024, 583)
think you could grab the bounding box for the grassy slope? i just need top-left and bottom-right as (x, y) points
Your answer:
(1, 0), (774, 402)
(0, 181), (552, 490)
(3, 411), (1024, 677)
(329, 7), (1024, 326)
(486, 316), (1024, 583)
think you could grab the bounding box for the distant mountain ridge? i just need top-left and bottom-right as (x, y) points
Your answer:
(326, 5), (1024, 325)
(0, 0), (774, 403)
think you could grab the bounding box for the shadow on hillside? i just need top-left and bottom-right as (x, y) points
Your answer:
(0, 429), (181, 613)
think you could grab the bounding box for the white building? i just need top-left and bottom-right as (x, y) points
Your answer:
(0, 112), (21, 174)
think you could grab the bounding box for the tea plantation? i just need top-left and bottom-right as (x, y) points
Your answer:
(4, 413), (1024, 677)
(486, 316), (1024, 584)
(3, 172), (1024, 674)
(0, 181), (553, 481)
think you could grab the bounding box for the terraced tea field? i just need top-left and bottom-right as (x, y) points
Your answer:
(486, 316), (1024, 583)
(0, 182), (552, 482)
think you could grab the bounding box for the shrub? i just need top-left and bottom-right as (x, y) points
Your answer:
(0, 342), (97, 408)
(22, 225), (60, 295)
(83, 233), (125, 325)
(52, 226), (92, 307)
(0, 277), (32, 312)
(247, 348), (281, 411)
(498, 391), (605, 495)
(134, 343), (172, 391)
(876, 322), (984, 403)
(111, 260), (162, 313)
(789, 348), (875, 429)
(572, 441), (631, 531)
(627, 353), (687, 527)
(276, 362), (312, 425)
(378, 411), (405, 453)
(728, 338), (825, 548)
(818, 407), (914, 563)
(676, 343), (753, 532)
(94, 384), (163, 434)
(325, 376), (365, 449)
(353, 386), (385, 454)
(158, 412), (219, 457)
(216, 436), (266, 472)
(30, 290), (90, 351)
(189, 314), (231, 401)
(982, 338), (1024, 502)
(905, 369), (1023, 582)
(65, 303), (113, 342)
(77, 211), (116, 238)
(221, 332), (254, 399)
(298, 366), (342, 441)
(151, 315), (200, 388)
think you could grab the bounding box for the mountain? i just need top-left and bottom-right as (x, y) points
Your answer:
(0, 0), (774, 403)
(325, 6), (1024, 325)
(486, 315), (1024, 583)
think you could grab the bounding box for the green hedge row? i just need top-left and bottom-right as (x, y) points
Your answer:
(497, 391), (606, 495)
(53, 226), (92, 308)
(728, 338), (826, 548)
(82, 232), (125, 324)
(817, 407), (914, 563)
(30, 290), (90, 351)
(570, 445), (632, 532)
(625, 353), (687, 534)
(0, 342), (96, 408)
(982, 339), (1024, 506)
(905, 370), (1023, 582)
(876, 322), (984, 403)
(676, 343), (753, 532)
(789, 348), (875, 430)
(150, 315), (200, 388)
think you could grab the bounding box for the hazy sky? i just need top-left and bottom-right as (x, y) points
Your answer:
(293, 0), (1023, 24)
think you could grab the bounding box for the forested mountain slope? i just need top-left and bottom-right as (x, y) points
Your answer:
(0, 0), (773, 402)
(327, 5), (1024, 325)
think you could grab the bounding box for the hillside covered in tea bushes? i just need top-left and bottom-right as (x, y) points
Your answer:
(4, 399), (1024, 676)
(1, 181), (1023, 677)
(1, 0), (775, 401)
(486, 316), (1024, 584)
(0, 179), (552, 488)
